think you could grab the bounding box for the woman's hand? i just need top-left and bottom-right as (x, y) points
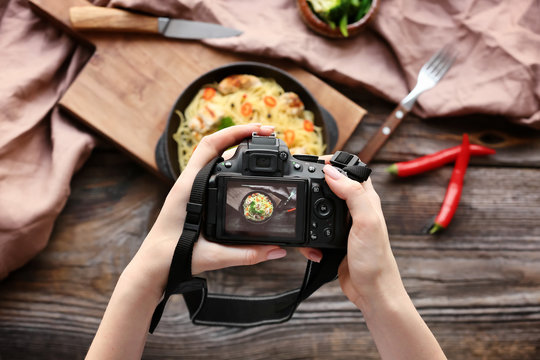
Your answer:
(125, 124), (322, 301)
(323, 164), (446, 360)
(322, 164), (403, 310)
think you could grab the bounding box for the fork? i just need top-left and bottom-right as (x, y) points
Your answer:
(358, 46), (456, 164)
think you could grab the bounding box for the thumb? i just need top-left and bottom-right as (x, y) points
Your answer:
(192, 239), (287, 274)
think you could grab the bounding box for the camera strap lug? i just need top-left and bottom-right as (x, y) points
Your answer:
(330, 151), (372, 183)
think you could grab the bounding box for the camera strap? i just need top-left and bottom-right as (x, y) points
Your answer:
(150, 153), (370, 333)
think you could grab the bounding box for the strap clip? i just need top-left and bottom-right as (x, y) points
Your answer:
(330, 151), (364, 168)
(186, 201), (203, 215)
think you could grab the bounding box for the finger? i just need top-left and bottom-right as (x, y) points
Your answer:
(192, 238), (287, 274)
(222, 147), (238, 160)
(318, 154), (332, 164)
(166, 124), (274, 209)
(323, 164), (374, 218)
(186, 124), (275, 171)
(297, 247), (323, 263)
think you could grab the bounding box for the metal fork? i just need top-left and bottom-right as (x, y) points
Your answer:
(358, 46), (456, 163)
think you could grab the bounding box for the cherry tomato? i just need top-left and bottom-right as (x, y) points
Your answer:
(264, 96), (277, 107)
(241, 102), (253, 117)
(284, 129), (295, 145)
(303, 119), (314, 132)
(202, 87), (216, 101)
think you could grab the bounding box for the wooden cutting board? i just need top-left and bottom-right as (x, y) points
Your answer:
(29, 0), (366, 177)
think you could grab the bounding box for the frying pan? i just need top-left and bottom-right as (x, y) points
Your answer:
(155, 61), (339, 180)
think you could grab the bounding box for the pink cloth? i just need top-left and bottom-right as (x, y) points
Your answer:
(0, 0), (539, 279)
(0, 0), (95, 279)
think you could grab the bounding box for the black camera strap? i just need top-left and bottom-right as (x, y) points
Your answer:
(150, 152), (370, 333)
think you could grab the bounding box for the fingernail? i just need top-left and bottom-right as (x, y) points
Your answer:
(261, 125), (275, 132)
(267, 248), (287, 260)
(308, 251), (322, 263)
(323, 165), (343, 180)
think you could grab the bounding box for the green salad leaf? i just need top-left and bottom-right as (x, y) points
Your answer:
(307, 0), (372, 37)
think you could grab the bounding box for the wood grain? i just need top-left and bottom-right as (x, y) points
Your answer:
(29, 0), (366, 176)
(3, 3), (540, 359)
(1, 92), (540, 358)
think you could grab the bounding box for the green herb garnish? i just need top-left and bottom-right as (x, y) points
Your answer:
(218, 116), (235, 130)
(249, 201), (264, 215)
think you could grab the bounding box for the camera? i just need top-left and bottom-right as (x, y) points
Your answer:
(203, 133), (370, 249)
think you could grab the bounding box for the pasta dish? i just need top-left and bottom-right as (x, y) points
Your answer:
(173, 74), (326, 170)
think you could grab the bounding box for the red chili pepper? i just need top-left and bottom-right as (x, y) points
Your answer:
(241, 102), (253, 117)
(429, 134), (471, 234)
(303, 119), (314, 132)
(387, 144), (495, 177)
(284, 129), (295, 146)
(264, 96), (277, 107)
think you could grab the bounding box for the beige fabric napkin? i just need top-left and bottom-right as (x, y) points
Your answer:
(1, 0), (538, 279)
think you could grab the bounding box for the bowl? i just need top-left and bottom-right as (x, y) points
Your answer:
(240, 191), (276, 224)
(297, 0), (378, 39)
(155, 61), (339, 180)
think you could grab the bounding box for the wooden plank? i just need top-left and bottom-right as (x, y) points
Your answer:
(333, 84), (540, 167)
(1, 143), (539, 359)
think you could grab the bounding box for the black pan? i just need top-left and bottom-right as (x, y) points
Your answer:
(155, 61), (339, 180)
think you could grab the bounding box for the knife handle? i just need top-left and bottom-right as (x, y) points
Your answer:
(358, 104), (410, 164)
(69, 6), (159, 34)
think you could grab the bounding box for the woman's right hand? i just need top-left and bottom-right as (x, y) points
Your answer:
(322, 164), (404, 310)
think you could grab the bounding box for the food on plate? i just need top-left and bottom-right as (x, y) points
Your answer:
(242, 192), (274, 222)
(173, 74), (326, 171)
(307, 0), (372, 37)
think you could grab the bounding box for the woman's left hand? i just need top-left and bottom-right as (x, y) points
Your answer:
(126, 124), (322, 300)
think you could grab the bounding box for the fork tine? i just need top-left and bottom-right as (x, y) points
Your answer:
(423, 48), (446, 72)
(435, 58), (454, 81)
(433, 52), (455, 81)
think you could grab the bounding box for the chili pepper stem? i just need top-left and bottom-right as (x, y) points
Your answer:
(386, 163), (398, 175)
(429, 223), (445, 234)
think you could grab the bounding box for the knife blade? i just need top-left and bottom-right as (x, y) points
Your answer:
(69, 6), (242, 40)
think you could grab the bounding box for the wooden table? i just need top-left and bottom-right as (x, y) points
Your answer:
(1, 82), (540, 359)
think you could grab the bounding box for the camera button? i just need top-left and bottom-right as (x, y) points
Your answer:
(224, 161), (232, 168)
(323, 228), (333, 238)
(293, 163), (302, 170)
(311, 221), (318, 229)
(308, 166), (316, 173)
(310, 231), (318, 241)
(279, 151), (288, 160)
(312, 184), (320, 193)
(314, 198), (333, 218)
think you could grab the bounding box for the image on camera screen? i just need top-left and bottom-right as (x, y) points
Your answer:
(224, 179), (300, 238)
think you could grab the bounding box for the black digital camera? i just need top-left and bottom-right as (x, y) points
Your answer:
(203, 133), (371, 249)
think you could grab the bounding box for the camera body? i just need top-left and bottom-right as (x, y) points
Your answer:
(203, 133), (358, 249)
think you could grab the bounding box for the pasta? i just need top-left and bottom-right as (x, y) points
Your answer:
(173, 74), (326, 171)
(243, 192), (274, 222)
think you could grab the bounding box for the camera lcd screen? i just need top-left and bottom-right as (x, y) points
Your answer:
(223, 178), (306, 240)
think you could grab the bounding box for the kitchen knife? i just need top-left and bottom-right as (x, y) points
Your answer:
(69, 6), (242, 39)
